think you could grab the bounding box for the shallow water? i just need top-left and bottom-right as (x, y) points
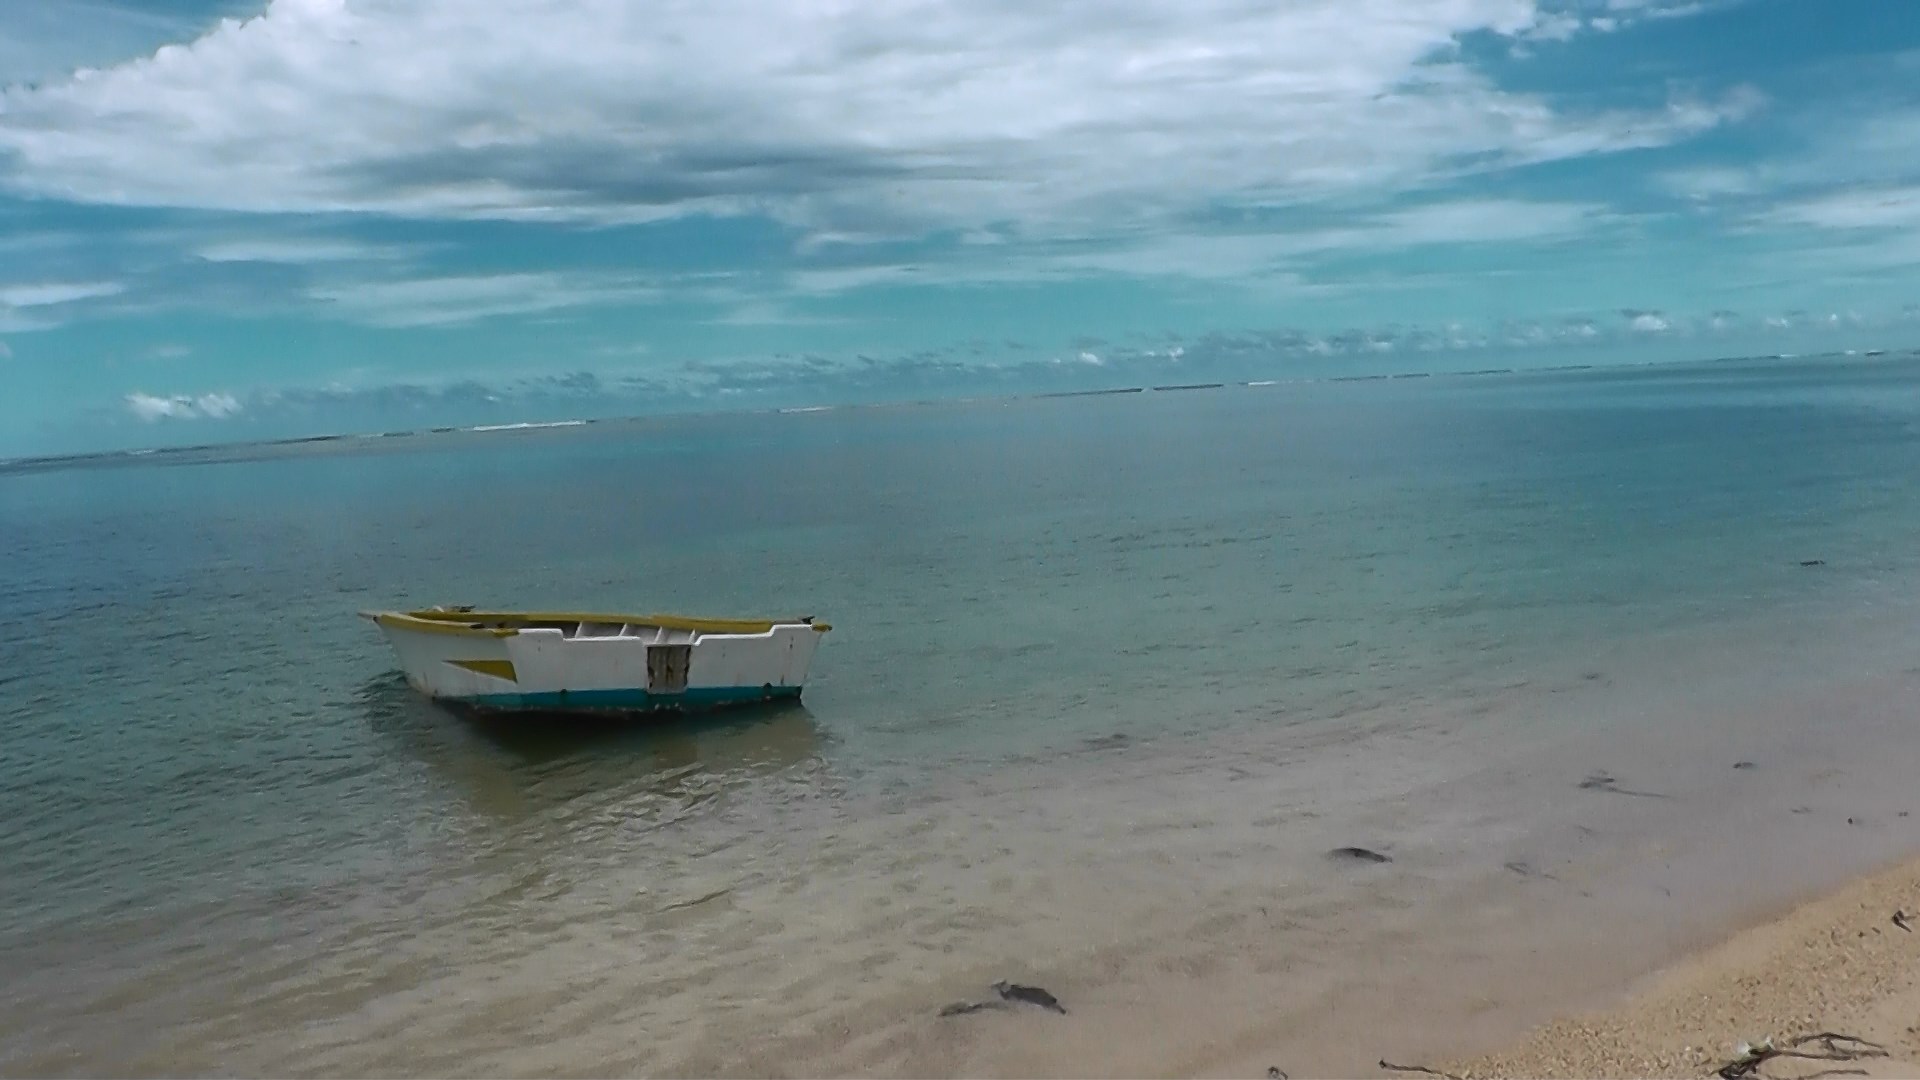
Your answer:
(4, 354), (1920, 1075)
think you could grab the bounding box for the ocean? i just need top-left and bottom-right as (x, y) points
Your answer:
(5, 353), (1920, 1076)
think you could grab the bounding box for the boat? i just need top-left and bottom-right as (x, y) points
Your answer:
(360, 606), (830, 715)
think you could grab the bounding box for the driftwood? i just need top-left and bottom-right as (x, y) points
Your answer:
(654, 887), (732, 914)
(1711, 1032), (1888, 1080)
(1371, 1031), (1888, 1080)
(937, 999), (1012, 1017)
(1380, 1060), (1465, 1079)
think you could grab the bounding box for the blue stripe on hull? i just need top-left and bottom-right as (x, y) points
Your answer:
(457, 684), (803, 714)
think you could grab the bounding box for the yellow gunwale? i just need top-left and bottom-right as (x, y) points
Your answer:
(360, 609), (831, 637)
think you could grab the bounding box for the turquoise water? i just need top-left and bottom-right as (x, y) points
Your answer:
(4, 354), (1920, 1074)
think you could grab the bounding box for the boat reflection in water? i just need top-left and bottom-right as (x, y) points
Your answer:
(355, 672), (828, 821)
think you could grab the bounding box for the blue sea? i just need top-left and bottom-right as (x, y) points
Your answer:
(5, 353), (1920, 1076)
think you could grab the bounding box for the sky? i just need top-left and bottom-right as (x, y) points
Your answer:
(3, 0), (1920, 455)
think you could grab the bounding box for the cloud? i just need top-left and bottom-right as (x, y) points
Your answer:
(236, 369), (633, 418)
(306, 272), (657, 327)
(1523, 12), (1584, 41)
(0, 280), (124, 307)
(195, 237), (415, 264)
(709, 300), (851, 327)
(0, 280), (124, 331)
(786, 197), (1616, 293)
(125, 390), (243, 421)
(1662, 95), (1920, 218)
(1762, 186), (1920, 231)
(120, 298), (1884, 432)
(1596, 0), (1725, 16)
(1300, 198), (1613, 251)
(0, 0), (1752, 238)
(1656, 165), (1762, 201)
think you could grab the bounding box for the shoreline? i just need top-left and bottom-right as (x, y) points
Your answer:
(1440, 851), (1920, 1079)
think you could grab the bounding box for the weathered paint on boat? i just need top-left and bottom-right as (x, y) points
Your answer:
(360, 607), (830, 715)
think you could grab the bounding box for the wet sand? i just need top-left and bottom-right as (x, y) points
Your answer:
(1447, 852), (1920, 1079)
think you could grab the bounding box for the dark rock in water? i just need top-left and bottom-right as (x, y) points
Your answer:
(1579, 771), (1669, 798)
(993, 980), (1067, 1013)
(1504, 859), (1557, 881)
(1799, 559), (1826, 567)
(1733, 760), (1756, 770)
(1327, 846), (1392, 864)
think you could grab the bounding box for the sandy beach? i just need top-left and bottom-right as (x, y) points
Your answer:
(1444, 853), (1920, 1079)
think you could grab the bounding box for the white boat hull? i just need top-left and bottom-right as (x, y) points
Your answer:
(361, 608), (829, 715)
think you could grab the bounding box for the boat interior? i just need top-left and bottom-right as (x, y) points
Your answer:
(394, 607), (822, 639)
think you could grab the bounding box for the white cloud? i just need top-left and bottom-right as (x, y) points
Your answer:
(1600, 0), (1721, 14)
(1628, 312), (1670, 332)
(1059, 198), (1606, 278)
(0, 280), (123, 331)
(709, 300), (850, 327)
(786, 197), (1611, 293)
(125, 390), (243, 421)
(1657, 165), (1761, 201)
(0, 280), (124, 307)
(589, 342), (652, 358)
(307, 272), (657, 327)
(1763, 186), (1920, 230)
(0, 0), (1751, 237)
(1676, 103), (1920, 219)
(1363, 198), (1608, 245)
(195, 237), (413, 263)
(1525, 13), (1583, 40)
